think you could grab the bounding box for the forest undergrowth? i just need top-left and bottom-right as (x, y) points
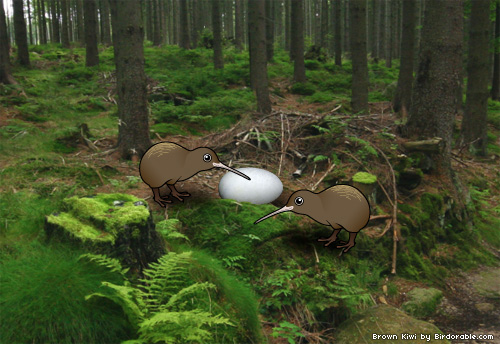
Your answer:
(1, 43), (499, 343)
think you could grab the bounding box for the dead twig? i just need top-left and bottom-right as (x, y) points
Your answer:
(311, 161), (336, 191)
(278, 113), (285, 176)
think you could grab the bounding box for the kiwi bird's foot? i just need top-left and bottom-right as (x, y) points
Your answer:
(336, 241), (355, 253)
(167, 185), (191, 202)
(317, 236), (339, 247)
(154, 196), (172, 208)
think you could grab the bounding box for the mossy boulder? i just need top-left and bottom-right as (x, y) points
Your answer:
(45, 193), (165, 272)
(473, 268), (500, 299)
(335, 304), (449, 344)
(170, 199), (299, 268)
(402, 287), (443, 318)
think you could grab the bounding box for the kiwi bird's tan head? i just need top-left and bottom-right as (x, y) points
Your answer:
(186, 147), (251, 180)
(254, 190), (322, 224)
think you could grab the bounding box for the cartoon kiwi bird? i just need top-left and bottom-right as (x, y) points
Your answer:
(139, 142), (250, 207)
(254, 184), (370, 253)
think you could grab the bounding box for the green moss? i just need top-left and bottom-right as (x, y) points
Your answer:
(352, 172), (377, 184)
(402, 287), (443, 318)
(47, 212), (113, 243)
(170, 199), (298, 268)
(63, 194), (149, 235)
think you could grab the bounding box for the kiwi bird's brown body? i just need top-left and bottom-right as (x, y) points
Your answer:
(255, 184), (370, 254)
(140, 142), (197, 188)
(139, 141), (250, 207)
(307, 185), (370, 233)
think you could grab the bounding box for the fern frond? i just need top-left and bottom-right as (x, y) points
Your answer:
(79, 253), (129, 277)
(165, 282), (216, 310)
(86, 282), (145, 329)
(138, 309), (234, 344)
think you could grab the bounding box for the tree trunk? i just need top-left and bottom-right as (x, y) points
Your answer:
(76, 0), (84, 43)
(145, 0), (152, 41)
(101, 0), (111, 45)
(291, 0), (306, 82)
(41, 0), (48, 44)
(350, 0), (368, 114)
(61, 0), (70, 47)
(234, 0), (243, 50)
(334, 0), (341, 65)
(27, 0), (33, 44)
(50, 0), (60, 43)
(248, 0), (271, 114)
(393, 0), (415, 113)
(378, 0), (385, 60)
(461, 0), (490, 155)
(265, 0), (274, 61)
(84, 0), (99, 66)
(275, 0), (283, 49)
(153, 0), (162, 45)
(0, 0), (17, 84)
(224, 0), (233, 40)
(285, 0), (291, 51)
(320, 0), (327, 49)
(109, 0), (152, 159)
(343, 0), (349, 55)
(492, 0), (500, 100)
(191, 0), (199, 48)
(179, 0), (190, 49)
(385, 0), (393, 68)
(212, 0), (224, 69)
(13, 0), (30, 66)
(405, 0), (464, 177)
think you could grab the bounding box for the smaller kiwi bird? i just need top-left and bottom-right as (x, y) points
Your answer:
(254, 184), (370, 254)
(139, 142), (250, 207)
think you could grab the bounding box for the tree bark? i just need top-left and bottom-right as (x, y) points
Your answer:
(1, 0), (16, 84)
(393, 0), (415, 113)
(224, 0), (233, 39)
(27, 0), (33, 44)
(285, 0), (291, 51)
(41, 0), (48, 43)
(212, 0), (224, 69)
(76, 0), (84, 43)
(350, 0), (368, 114)
(179, 0), (190, 49)
(320, 0), (328, 49)
(461, 0), (490, 155)
(109, 0), (152, 159)
(492, 0), (500, 100)
(61, 0), (70, 47)
(334, 0), (341, 65)
(248, 0), (272, 114)
(153, 0), (162, 46)
(385, 0), (394, 68)
(13, 0), (30, 66)
(50, 0), (60, 43)
(100, 0), (111, 45)
(234, 0), (243, 50)
(84, 0), (99, 66)
(405, 0), (464, 176)
(265, 0), (274, 61)
(291, 0), (306, 82)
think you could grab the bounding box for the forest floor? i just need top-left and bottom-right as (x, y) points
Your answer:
(1, 45), (500, 343)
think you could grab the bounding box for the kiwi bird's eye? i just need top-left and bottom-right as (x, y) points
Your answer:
(203, 153), (212, 162)
(294, 196), (304, 206)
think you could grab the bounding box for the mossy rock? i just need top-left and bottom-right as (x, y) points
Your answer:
(170, 199), (299, 267)
(45, 193), (165, 272)
(352, 172), (377, 184)
(473, 268), (500, 299)
(402, 287), (443, 318)
(335, 304), (449, 344)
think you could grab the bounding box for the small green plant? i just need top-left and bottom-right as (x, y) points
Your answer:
(291, 82), (316, 95)
(84, 251), (234, 344)
(222, 255), (247, 270)
(346, 136), (378, 159)
(271, 321), (305, 344)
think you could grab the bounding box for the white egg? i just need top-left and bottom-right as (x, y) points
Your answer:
(218, 167), (283, 205)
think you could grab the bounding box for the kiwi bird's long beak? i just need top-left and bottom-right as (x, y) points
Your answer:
(213, 162), (251, 180)
(254, 206), (294, 224)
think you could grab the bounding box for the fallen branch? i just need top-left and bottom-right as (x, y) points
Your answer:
(278, 113), (285, 176)
(402, 137), (443, 153)
(311, 161), (336, 191)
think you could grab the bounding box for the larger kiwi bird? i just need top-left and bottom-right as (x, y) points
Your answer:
(254, 184), (370, 253)
(139, 142), (250, 207)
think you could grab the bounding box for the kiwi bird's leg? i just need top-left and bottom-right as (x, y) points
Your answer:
(152, 187), (171, 207)
(167, 184), (190, 202)
(336, 232), (357, 253)
(318, 228), (342, 247)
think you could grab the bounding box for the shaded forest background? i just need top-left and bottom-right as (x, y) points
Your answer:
(1, 0), (500, 343)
